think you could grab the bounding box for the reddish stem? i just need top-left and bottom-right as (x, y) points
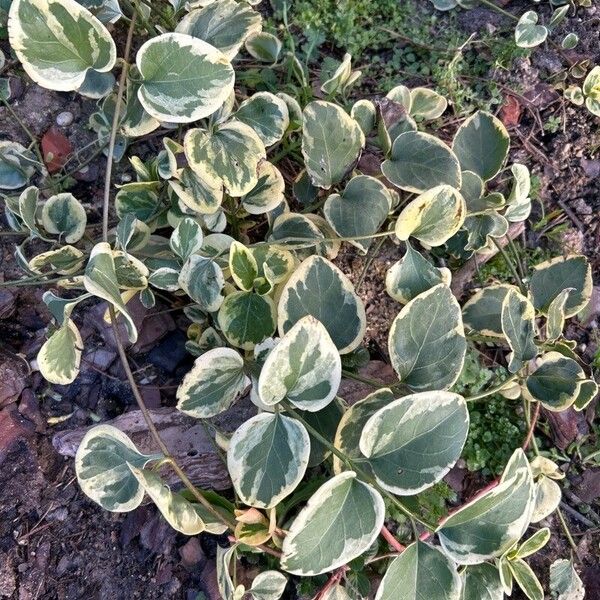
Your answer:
(380, 525), (406, 552)
(522, 401), (541, 452)
(313, 566), (348, 600)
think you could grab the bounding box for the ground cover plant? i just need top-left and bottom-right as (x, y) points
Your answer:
(1, 0), (599, 598)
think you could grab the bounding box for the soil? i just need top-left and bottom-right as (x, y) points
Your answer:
(1, 1), (600, 599)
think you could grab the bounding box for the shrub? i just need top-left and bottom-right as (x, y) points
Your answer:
(3, 0), (595, 598)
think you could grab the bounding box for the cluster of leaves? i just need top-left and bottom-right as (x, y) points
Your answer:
(2, 0), (597, 598)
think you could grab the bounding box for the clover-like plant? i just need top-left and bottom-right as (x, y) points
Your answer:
(3, 0), (595, 598)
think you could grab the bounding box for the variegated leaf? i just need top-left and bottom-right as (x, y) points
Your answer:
(462, 284), (517, 338)
(37, 319), (82, 384)
(229, 241), (258, 291)
(170, 166), (224, 215)
(185, 121), (266, 197)
(170, 217), (203, 262)
(525, 352), (585, 411)
(360, 391), (469, 494)
(175, 0), (262, 59)
(375, 541), (461, 600)
(244, 31), (281, 63)
(389, 284), (466, 391)
(323, 174), (393, 253)
(302, 101), (365, 189)
(501, 288), (537, 373)
(546, 288), (572, 341)
(41, 193), (87, 243)
(509, 558), (543, 600)
(268, 213), (326, 259)
(574, 379), (598, 411)
(235, 92), (289, 147)
(461, 563), (504, 600)
(258, 315), (341, 412)
(351, 99), (376, 136)
(386, 241), (451, 304)
(452, 111), (509, 181)
(409, 87), (448, 120)
(178, 254), (224, 312)
(29, 245), (85, 275)
(394, 185), (466, 247)
(84, 242), (137, 342)
(75, 425), (159, 512)
(0, 141), (37, 190)
(227, 412), (310, 508)
(281, 472), (385, 575)
(530, 256), (592, 317)
(437, 449), (535, 564)
(241, 161), (285, 215)
(177, 347), (248, 418)
(248, 570), (288, 600)
(278, 255), (365, 352)
(129, 466), (227, 535)
(550, 559), (585, 600)
(8, 0), (116, 91)
(382, 131), (461, 193)
(136, 32), (234, 123)
(218, 291), (276, 350)
(333, 388), (393, 475)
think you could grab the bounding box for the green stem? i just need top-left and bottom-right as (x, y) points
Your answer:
(283, 403), (436, 531)
(356, 235), (386, 293)
(492, 238), (527, 294)
(1, 98), (44, 167)
(556, 506), (580, 556)
(464, 374), (519, 402)
(477, 0), (519, 22)
(506, 236), (526, 283)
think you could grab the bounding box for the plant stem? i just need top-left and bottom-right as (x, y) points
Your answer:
(522, 398), (540, 453)
(1, 98), (44, 167)
(341, 369), (388, 389)
(477, 0), (519, 22)
(283, 403), (436, 531)
(380, 526), (406, 552)
(556, 505), (580, 556)
(492, 238), (527, 294)
(464, 374), (519, 402)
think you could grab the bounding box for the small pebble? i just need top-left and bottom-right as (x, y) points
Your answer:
(55, 111), (74, 127)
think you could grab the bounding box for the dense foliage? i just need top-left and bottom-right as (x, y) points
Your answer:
(1, 0), (596, 598)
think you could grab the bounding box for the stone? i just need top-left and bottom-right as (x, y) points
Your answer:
(179, 538), (206, 569)
(55, 111), (74, 127)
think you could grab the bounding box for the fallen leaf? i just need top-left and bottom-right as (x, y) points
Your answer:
(499, 95), (522, 128)
(41, 127), (72, 173)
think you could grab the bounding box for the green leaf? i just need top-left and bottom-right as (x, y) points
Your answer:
(302, 101), (365, 189)
(525, 352), (585, 411)
(323, 174), (393, 253)
(461, 563), (504, 600)
(75, 425), (158, 512)
(228, 412), (310, 508)
(136, 32), (234, 123)
(258, 315), (341, 412)
(386, 241), (451, 304)
(452, 111), (509, 181)
(509, 558), (543, 600)
(462, 284), (517, 338)
(374, 541), (461, 600)
(241, 161), (285, 215)
(77, 68), (115, 98)
(37, 319), (82, 384)
(235, 92), (289, 147)
(389, 284), (466, 391)
(178, 254), (224, 312)
(501, 288), (538, 373)
(360, 391), (469, 494)
(248, 570), (288, 600)
(244, 31), (282, 63)
(437, 449), (535, 564)
(529, 255), (592, 317)
(218, 291), (276, 350)
(84, 242), (137, 342)
(333, 388), (394, 475)
(8, 0), (116, 91)
(409, 87), (448, 120)
(177, 347), (248, 418)
(41, 193), (87, 243)
(281, 472), (384, 576)
(229, 241), (258, 291)
(381, 131), (461, 193)
(278, 255), (366, 354)
(175, 0), (262, 59)
(185, 121), (266, 196)
(394, 185), (466, 247)
(170, 217), (203, 262)
(515, 11), (548, 48)
(550, 559), (585, 600)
